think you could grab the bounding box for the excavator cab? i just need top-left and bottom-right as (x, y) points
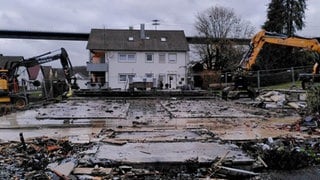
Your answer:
(0, 69), (28, 110)
(0, 69), (10, 103)
(300, 62), (320, 89)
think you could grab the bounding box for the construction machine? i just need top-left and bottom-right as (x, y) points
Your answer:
(223, 30), (320, 99)
(0, 48), (78, 110)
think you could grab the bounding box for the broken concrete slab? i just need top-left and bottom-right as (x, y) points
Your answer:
(50, 161), (76, 178)
(73, 167), (112, 175)
(160, 99), (259, 118)
(69, 134), (90, 144)
(96, 142), (252, 163)
(288, 102), (307, 109)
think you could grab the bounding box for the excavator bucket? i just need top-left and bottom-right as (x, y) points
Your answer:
(66, 86), (73, 97)
(60, 48), (73, 84)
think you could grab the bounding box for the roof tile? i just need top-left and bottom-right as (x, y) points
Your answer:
(86, 29), (189, 52)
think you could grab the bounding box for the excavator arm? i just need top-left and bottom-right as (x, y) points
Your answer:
(239, 30), (320, 71)
(22, 48), (74, 85)
(6, 48), (78, 98)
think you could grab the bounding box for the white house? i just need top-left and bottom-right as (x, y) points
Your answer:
(86, 24), (189, 90)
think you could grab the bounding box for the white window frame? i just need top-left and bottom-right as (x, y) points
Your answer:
(119, 74), (127, 82)
(145, 73), (154, 78)
(145, 53), (154, 63)
(159, 53), (166, 64)
(160, 37), (167, 42)
(168, 53), (177, 63)
(118, 73), (136, 83)
(118, 53), (136, 63)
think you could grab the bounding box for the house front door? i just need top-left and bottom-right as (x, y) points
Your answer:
(158, 74), (165, 89)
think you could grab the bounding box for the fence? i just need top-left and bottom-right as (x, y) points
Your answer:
(219, 65), (313, 89)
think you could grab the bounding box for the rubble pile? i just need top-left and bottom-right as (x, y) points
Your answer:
(255, 90), (307, 110)
(0, 133), (94, 179)
(0, 134), (257, 179)
(238, 137), (320, 170)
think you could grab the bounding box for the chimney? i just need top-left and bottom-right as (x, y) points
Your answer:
(140, 24), (146, 39)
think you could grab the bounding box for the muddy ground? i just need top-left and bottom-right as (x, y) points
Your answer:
(1, 96), (320, 179)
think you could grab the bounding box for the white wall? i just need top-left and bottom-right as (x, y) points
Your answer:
(108, 51), (188, 90)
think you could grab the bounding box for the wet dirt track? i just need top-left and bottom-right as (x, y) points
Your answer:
(0, 96), (318, 179)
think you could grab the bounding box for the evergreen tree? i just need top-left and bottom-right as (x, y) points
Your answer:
(256, 0), (308, 71)
(263, 0), (286, 33)
(263, 0), (306, 36)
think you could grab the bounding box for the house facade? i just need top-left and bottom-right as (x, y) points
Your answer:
(86, 25), (189, 90)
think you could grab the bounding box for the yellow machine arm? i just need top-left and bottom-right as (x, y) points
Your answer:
(239, 30), (320, 71)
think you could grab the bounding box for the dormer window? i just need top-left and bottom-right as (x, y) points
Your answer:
(160, 37), (167, 42)
(128, 37), (134, 41)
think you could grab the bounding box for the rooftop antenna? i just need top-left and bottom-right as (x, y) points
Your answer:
(152, 19), (160, 30)
(103, 25), (106, 51)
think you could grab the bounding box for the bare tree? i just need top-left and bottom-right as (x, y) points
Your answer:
(194, 6), (255, 71)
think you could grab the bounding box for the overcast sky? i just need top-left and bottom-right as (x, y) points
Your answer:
(0, 0), (319, 67)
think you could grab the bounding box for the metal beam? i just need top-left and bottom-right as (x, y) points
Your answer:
(0, 30), (252, 45)
(3, 30), (318, 45)
(0, 30), (89, 41)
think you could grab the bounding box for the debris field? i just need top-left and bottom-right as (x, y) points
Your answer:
(1, 94), (320, 179)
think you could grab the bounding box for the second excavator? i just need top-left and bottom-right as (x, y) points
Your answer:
(0, 48), (78, 110)
(223, 30), (320, 99)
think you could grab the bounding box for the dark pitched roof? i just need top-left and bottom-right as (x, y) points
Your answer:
(86, 29), (189, 52)
(53, 66), (89, 80)
(41, 66), (53, 80)
(27, 65), (41, 80)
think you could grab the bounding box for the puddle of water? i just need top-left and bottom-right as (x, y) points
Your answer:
(126, 100), (171, 122)
(0, 127), (102, 141)
(115, 130), (201, 141)
(36, 100), (129, 119)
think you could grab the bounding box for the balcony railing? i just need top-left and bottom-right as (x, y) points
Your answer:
(86, 62), (108, 72)
(86, 82), (109, 89)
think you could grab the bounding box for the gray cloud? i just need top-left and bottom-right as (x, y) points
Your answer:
(0, 0), (318, 66)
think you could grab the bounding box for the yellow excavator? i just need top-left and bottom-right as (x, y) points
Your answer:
(223, 30), (320, 99)
(0, 48), (78, 110)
